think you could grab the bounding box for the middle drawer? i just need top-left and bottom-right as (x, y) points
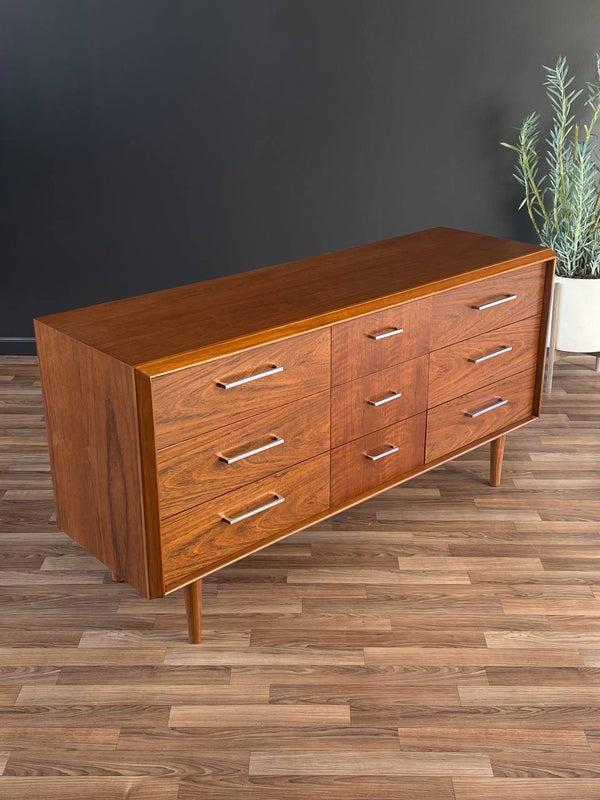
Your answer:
(331, 412), (426, 505)
(331, 355), (429, 448)
(156, 391), (330, 518)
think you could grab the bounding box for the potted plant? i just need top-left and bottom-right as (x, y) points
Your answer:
(502, 55), (600, 390)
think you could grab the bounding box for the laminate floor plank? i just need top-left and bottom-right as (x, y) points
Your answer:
(453, 778), (600, 799)
(0, 777), (180, 799)
(0, 354), (598, 797)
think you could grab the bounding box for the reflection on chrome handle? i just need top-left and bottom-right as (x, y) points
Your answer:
(464, 397), (508, 418)
(216, 364), (284, 390)
(469, 345), (513, 364)
(367, 327), (404, 340)
(367, 390), (403, 407)
(472, 294), (517, 311)
(365, 443), (400, 461)
(222, 493), (285, 525)
(219, 435), (285, 464)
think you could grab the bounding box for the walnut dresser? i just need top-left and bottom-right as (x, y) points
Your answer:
(34, 227), (555, 642)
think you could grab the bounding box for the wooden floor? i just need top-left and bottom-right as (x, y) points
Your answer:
(0, 355), (599, 799)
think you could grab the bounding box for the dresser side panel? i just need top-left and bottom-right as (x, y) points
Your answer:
(34, 320), (152, 596)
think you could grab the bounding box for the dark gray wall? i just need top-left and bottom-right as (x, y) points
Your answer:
(2, 0), (598, 351)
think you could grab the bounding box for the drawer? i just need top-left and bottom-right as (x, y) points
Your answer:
(331, 355), (429, 448)
(156, 391), (330, 517)
(331, 413), (426, 505)
(425, 369), (536, 462)
(161, 453), (330, 587)
(151, 329), (330, 448)
(428, 316), (540, 407)
(430, 262), (545, 350)
(331, 297), (431, 385)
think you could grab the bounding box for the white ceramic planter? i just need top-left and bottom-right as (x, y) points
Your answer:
(552, 275), (600, 352)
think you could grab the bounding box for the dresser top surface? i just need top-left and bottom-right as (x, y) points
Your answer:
(36, 226), (552, 374)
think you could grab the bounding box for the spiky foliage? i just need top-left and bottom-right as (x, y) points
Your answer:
(502, 55), (600, 278)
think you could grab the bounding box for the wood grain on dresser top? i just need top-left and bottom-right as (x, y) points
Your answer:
(36, 227), (553, 375)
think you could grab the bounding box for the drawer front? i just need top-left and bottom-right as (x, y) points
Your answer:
(425, 369), (536, 462)
(430, 262), (545, 350)
(157, 392), (330, 518)
(152, 329), (330, 449)
(428, 316), (541, 407)
(331, 413), (426, 505)
(331, 355), (429, 448)
(331, 298), (431, 385)
(161, 453), (330, 587)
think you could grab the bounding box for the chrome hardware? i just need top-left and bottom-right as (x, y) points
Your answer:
(367, 390), (403, 407)
(219, 435), (285, 464)
(365, 443), (400, 461)
(472, 294), (517, 311)
(468, 345), (513, 364)
(367, 327), (404, 341)
(222, 493), (285, 524)
(216, 364), (284, 390)
(464, 397), (508, 418)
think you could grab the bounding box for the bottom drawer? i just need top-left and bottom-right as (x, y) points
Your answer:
(331, 413), (426, 505)
(425, 368), (536, 462)
(161, 453), (330, 588)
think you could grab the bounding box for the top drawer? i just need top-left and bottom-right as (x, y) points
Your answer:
(151, 329), (330, 449)
(430, 262), (546, 350)
(331, 297), (431, 385)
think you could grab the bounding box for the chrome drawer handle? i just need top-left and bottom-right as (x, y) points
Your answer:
(219, 435), (285, 465)
(222, 493), (285, 524)
(367, 326), (404, 341)
(464, 397), (508, 418)
(365, 443), (400, 461)
(468, 345), (513, 364)
(367, 390), (403, 407)
(216, 364), (284, 390)
(472, 294), (517, 311)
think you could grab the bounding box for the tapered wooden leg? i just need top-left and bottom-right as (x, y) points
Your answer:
(490, 435), (506, 487)
(184, 580), (202, 644)
(595, 355), (600, 373)
(111, 571), (124, 583)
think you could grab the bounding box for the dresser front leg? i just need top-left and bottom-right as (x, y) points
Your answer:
(111, 571), (124, 583)
(184, 580), (202, 643)
(489, 435), (506, 487)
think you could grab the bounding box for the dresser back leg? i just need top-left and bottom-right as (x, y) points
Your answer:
(184, 580), (203, 643)
(489, 435), (507, 487)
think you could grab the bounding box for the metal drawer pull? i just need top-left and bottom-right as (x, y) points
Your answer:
(219, 435), (285, 464)
(367, 326), (404, 340)
(367, 390), (403, 407)
(464, 397), (508, 418)
(472, 293), (517, 311)
(469, 345), (513, 364)
(365, 443), (400, 461)
(222, 493), (285, 524)
(216, 364), (284, 390)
